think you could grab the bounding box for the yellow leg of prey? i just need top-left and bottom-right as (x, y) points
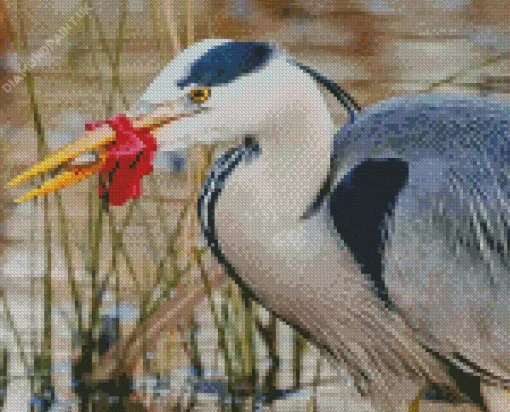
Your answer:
(482, 383), (510, 412)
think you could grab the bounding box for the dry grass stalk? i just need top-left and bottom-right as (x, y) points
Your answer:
(91, 267), (225, 381)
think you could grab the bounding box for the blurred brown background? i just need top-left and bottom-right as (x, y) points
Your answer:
(0, 0), (508, 411)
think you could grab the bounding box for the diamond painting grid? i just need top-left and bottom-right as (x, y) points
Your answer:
(0, 0), (510, 411)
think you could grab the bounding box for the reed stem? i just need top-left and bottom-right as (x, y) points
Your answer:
(55, 193), (83, 335)
(15, 0), (54, 394)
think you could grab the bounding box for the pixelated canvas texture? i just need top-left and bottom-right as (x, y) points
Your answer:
(0, 0), (509, 411)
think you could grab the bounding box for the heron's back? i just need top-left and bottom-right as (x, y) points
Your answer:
(333, 93), (510, 383)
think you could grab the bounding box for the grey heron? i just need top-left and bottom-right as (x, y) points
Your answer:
(8, 38), (510, 412)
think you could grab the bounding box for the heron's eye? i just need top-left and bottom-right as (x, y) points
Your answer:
(189, 86), (211, 104)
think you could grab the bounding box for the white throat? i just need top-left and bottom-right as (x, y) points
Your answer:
(258, 101), (334, 218)
(213, 84), (336, 294)
(219, 89), (335, 225)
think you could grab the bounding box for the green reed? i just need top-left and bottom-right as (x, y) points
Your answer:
(14, 0), (55, 403)
(2, 0), (315, 409)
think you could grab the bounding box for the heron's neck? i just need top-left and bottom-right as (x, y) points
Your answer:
(255, 101), (335, 219)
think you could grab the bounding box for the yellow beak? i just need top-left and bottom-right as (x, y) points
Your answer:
(7, 114), (175, 203)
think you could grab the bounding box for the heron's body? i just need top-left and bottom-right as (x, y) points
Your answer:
(19, 38), (510, 411)
(205, 145), (449, 411)
(201, 91), (510, 410)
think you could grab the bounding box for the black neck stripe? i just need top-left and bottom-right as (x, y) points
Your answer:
(197, 140), (261, 298)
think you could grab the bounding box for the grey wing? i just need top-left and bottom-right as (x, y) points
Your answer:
(331, 93), (510, 381)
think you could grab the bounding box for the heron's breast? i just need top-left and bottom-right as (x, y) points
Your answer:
(215, 183), (362, 301)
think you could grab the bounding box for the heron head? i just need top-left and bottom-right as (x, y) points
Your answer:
(133, 39), (323, 151)
(8, 39), (352, 203)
